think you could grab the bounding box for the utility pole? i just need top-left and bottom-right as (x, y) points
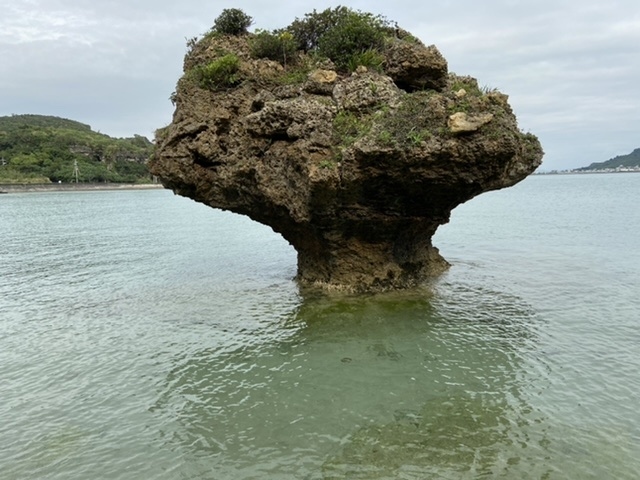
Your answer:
(73, 159), (79, 183)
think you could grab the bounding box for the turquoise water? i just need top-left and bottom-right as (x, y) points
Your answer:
(1, 174), (639, 479)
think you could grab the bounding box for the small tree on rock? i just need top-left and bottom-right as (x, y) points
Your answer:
(213, 8), (253, 35)
(286, 7), (392, 72)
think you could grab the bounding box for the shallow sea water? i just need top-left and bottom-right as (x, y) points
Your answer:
(1, 173), (639, 479)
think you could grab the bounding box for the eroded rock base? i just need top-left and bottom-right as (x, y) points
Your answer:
(297, 240), (449, 292)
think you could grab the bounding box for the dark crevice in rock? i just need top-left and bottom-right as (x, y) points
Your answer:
(270, 132), (291, 142)
(192, 151), (220, 167)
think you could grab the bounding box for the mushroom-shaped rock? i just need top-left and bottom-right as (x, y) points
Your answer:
(150, 22), (543, 293)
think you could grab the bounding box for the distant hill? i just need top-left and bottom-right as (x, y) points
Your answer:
(0, 114), (154, 184)
(578, 147), (640, 171)
(0, 114), (93, 132)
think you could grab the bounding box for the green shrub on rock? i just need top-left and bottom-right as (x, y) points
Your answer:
(286, 7), (392, 72)
(347, 49), (385, 72)
(287, 6), (353, 52)
(316, 10), (389, 71)
(192, 54), (241, 90)
(213, 8), (253, 35)
(250, 30), (298, 66)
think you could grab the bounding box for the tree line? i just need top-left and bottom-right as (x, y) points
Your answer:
(0, 115), (154, 184)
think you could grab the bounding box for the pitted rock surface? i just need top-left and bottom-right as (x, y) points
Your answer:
(150, 33), (543, 292)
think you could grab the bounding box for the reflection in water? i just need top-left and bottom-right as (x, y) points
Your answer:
(151, 285), (550, 479)
(4, 184), (640, 479)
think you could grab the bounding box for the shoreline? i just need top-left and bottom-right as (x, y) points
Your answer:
(0, 183), (165, 194)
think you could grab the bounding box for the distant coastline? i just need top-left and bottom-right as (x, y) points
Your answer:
(535, 168), (640, 175)
(537, 147), (640, 175)
(0, 183), (164, 194)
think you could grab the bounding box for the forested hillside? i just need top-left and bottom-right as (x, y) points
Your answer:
(0, 115), (154, 184)
(578, 147), (640, 171)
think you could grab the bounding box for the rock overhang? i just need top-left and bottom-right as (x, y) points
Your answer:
(150, 9), (543, 292)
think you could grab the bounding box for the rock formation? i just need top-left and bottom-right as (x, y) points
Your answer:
(150, 22), (543, 292)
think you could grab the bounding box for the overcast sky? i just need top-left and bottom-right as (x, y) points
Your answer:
(1, 0), (639, 171)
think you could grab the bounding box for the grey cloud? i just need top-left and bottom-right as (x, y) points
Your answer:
(1, 0), (639, 170)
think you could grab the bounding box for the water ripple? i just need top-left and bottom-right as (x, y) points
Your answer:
(2, 180), (640, 479)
